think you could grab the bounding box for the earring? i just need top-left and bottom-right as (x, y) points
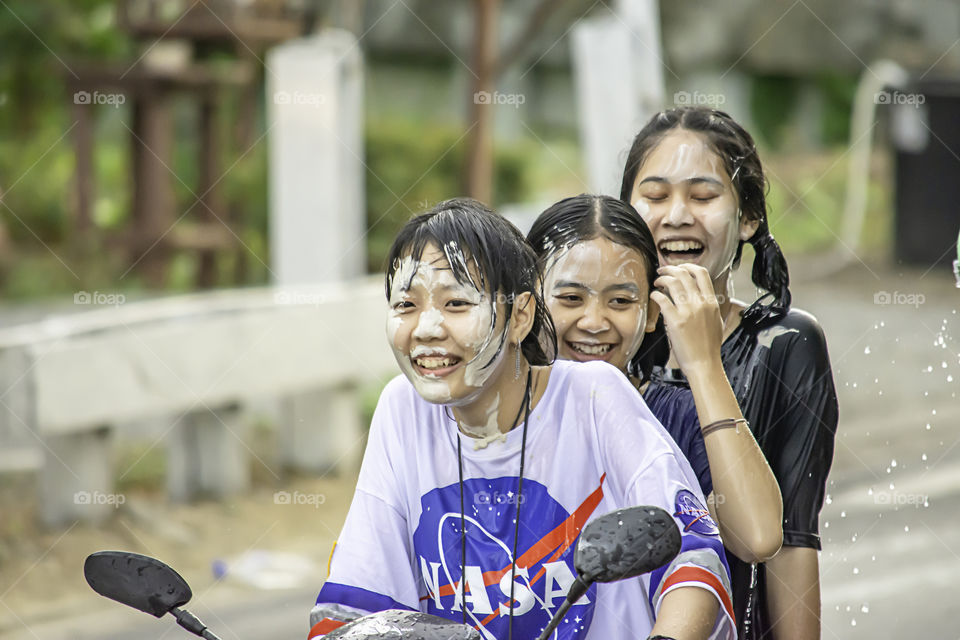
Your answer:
(514, 342), (522, 379)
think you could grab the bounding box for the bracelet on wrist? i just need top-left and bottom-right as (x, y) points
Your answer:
(701, 417), (748, 437)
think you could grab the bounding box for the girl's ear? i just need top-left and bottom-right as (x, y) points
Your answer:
(645, 295), (660, 333)
(509, 291), (536, 345)
(739, 211), (760, 242)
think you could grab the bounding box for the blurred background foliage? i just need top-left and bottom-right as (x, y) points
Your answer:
(0, 0), (892, 301)
(364, 118), (533, 272)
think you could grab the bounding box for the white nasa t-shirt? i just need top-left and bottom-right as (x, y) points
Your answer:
(312, 360), (735, 640)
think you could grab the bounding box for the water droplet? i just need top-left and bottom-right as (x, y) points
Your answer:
(922, 453), (928, 461)
(853, 567), (859, 574)
(926, 423), (932, 430)
(891, 459), (897, 467)
(949, 375), (954, 382)
(861, 605), (869, 613)
(825, 494), (833, 504)
(852, 382), (858, 389)
(943, 361), (948, 368)
(864, 346), (871, 354)
(867, 488), (873, 495)
(851, 619), (857, 627)
(926, 366), (933, 373)
(840, 511), (846, 518)
(904, 525), (910, 532)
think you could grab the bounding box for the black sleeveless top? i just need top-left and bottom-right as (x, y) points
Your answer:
(658, 307), (839, 640)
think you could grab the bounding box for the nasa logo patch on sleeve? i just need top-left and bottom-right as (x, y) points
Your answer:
(673, 489), (720, 536)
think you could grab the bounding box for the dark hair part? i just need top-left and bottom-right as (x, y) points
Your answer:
(526, 194), (669, 383)
(619, 106), (791, 328)
(385, 197), (557, 368)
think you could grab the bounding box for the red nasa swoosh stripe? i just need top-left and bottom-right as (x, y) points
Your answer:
(421, 475), (606, 628)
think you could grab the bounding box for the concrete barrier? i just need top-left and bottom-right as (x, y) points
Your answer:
(0, 278), (398, 526)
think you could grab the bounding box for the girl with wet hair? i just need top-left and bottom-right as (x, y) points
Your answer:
(621, 106), (839, 640)
(311, 198), (737, 640)
(528, 193), (782, 558)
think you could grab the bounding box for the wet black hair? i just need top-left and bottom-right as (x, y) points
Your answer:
(619, 106), (791, 328)
(526, 194), (670, 384)
(385, 197), (557, 369)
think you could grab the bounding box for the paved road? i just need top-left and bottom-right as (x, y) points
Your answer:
(794, 261), (960, 639)
(2, 260), (958, 639)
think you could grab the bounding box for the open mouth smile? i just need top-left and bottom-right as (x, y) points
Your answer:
(567, 341), (615, 361)
(411, 354), (463, 377)
(658, 239), (705, 263)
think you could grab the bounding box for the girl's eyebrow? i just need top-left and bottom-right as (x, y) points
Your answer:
(408, 280), (480, 295)
(637, 176), (724, 187)
(552, 280), (589, 290)
(604, 283), (640, 294)
(553, 280), (640, 295)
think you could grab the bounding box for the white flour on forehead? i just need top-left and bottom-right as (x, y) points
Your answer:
(659, 139), (726, 183)
(543, 241), (645, 294)
(442, 240), (479, 289)
(542, 242), (603, 294)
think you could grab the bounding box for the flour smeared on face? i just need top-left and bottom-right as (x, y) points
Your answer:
(630, 131), (742, 282)
(542, 238), (651, 372)
(386, 246), (509, 410)
(461, 303), (506, 389)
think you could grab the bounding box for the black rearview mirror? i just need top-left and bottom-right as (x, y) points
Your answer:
(574, 504), (681, 583)
(536, 505), (682, 640)
(84, 551), (193, 618)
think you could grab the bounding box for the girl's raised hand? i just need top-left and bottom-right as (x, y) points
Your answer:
(650, 264), (724, 377)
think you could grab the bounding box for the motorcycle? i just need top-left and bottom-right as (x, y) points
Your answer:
(83, 505), (681, 640)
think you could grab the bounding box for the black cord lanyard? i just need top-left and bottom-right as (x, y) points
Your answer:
(456, 367), (533, 639)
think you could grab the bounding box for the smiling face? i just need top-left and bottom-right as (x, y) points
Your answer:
(543, 237), (658, 374)
(386, 244), (510, 406)
(628, 129), (758, 282)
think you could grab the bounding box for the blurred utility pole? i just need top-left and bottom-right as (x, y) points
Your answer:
(464, 0), (566, 204)
(464, 0), (499, 204)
